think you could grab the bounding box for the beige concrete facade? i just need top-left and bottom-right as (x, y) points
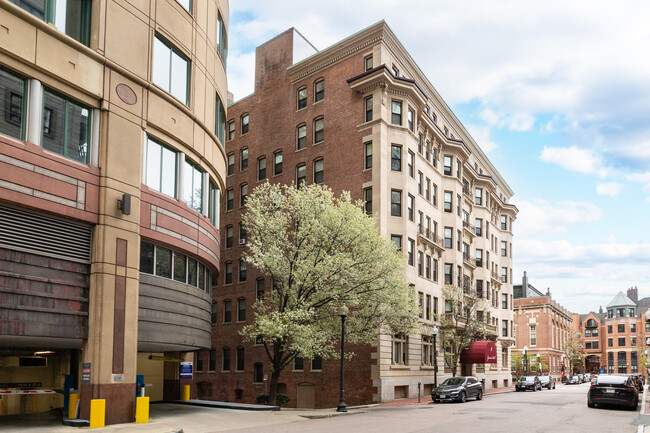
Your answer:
(0, 0), (227, 424)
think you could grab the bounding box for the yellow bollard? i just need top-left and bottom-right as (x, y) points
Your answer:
(89, 399), (105, 428)
(135, 396), (149, 423)
(181, 385), (190, 401)
(68, 393), (80, 419)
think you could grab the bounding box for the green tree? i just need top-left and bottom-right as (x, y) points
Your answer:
(564, 331), (584, 373)
(240, 183), (417, 405)
(439, 283), (488, 377)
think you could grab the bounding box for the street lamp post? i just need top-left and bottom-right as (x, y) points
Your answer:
(537, 353), (541, 374)
(337, 305), (349, 413)
(561, 354), (565, 383)
(523, 345), (528, 376)
(432, 325), (439, 388)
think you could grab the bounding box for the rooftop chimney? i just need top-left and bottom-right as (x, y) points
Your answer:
(522, 271), (528, 298)
(628, 287), (638, 303)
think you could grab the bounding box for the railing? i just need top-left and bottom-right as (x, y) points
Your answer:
(417, 225), (443, 248)
(463, 252), (475, 267)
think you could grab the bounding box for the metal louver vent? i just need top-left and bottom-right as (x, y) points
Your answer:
(0, 204), (92, 263)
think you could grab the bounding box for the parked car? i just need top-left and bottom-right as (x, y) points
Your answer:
(584, 373), (591, 382)
(587, 374), (638, 410)
(432, 376), (483, 403)
(629, 373), (645, 392)
(567, 375), (580, 384)
(515, 376), (542, 392)
(590, 374), (598, 385)
(577, 373), (584, 383)
(539, 375), (556, 390)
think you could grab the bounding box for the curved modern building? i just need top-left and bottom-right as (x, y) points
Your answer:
(0, 0), (228, 424)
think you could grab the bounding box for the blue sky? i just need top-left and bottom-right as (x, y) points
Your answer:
(226, 0), (650, 313)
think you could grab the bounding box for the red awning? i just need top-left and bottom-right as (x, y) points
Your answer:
(459, 341), (497, 364)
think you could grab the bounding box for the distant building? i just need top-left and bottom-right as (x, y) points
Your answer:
(573, 287), (650, 376)
(513, 272), (572, 380)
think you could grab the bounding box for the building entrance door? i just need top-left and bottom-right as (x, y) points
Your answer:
(296, 383), (315, 408)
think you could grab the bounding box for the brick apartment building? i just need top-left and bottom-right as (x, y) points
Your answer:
(0, 0), (228, 423)
(573, 287), (650, 377)
(512, 272), (572, 381)
(193, 21), (518, 408)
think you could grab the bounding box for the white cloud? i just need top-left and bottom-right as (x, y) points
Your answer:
(626, 172), (650, 183)
(596, 182), (623, 196)
(513, 199), (603, 237)
(539, 146), (609, 177)
(464, 124), (498, 153)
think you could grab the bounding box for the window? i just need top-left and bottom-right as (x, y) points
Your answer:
(217, 12), (228, 65)
(11, 0), (91, 45)
(444, 227), (452, 249)
(476, 249), (483, 267)
(501, 241), (507, 257)
(407, 239), (414, 266)
(418, 134), (423, 154)
(254, 363), (263, 383)
(444, 263), (452, 284)
(227, 153), (235, 176)
(42, 88), (92, 164)
(365, 55), (373, 71)
(417, 173), (422, 195)
(422, 336), (433, 366)
(364, 187), (372, 215)
(314, 117), (324, 143)
(297, 87), (307, 109)
(476, 219), (483, 236)
(364, 141), (373, 169)
(445, 299), (452, 313)
(391, 235), (402, 251)
(239, 222), (246, 245)
(181, 157), (204, 211)
(456, 160), (461, 179)
(502, 294), (508, 309)
(145, 137), (177, 198)
(501, 215), (508, 230)
(274, 151), (283, 175)
(224, 300), (232, 322)
(475, 188), (482, 206)
(314, 79), (324, 102)
(237, 298), (246, 321)
(391, 145), (402, 171)
(618, 352), (626, 373)
(425, 255), (431, 279)
(407, 108), (414, 132)
(502, 320), (508, 337)
(240, 183), (248, 207)
(608, 325), (613, 334)
(618, 337), (625, 346)
(530, 326), (536, 346)
(225, 225), (233, 248)
(224, 262), (232, 284)
(407, 151), (415, 177)
(631, 323), (636, 333)
(442, 156), (452, 177)
(258, 157), (266, 181)
(608, 337), (613, 347)
(444, 191), (452, 212)
(457, 194), (461, 216)
(431, 183), (437, 206)
(407, 194), (414, 221)
(425, 141), (431, 161)
(208, 181), (220, 226)
(501, 267), (508, 283)
(226, 188), (234, 211)
(476, 280), (483, 298)
(241, 114), (249, 134)
(238, 259), (247, 282)
(391, 190), (402, 216)
(425, 294), (431, 319)
(391, 100), (402, 125)
(618, 324), (625, 333)
(256, 278), (265, 301)
(236, 347), (244, 371)
(313, 159), (324, 184)
(296, 164), (306, 186)
(216, 93), (226, 144)
(433, 258), (438, 282)
(294, 357), (304, 370)
(153, 35), (189, 104)
(228, 120), (235, 140)
(237, 148), (248, 171)
(222, 348), (230, 371)
(392, 65), (399, 76)
(392, 334), (407, 365)
(311, 356), (323, 371)
(0, 68), (27, 140)
(365, 96), (373, 122)
(631, 337), (636, 346)
(297, 124), (307, 150)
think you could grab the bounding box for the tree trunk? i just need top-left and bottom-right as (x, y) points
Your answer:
(268, 369), (280, 405)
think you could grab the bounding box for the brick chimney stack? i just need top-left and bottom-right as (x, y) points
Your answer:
(628, 287), (638, 303)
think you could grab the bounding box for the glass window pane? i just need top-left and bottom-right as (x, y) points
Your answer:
(146, 139), (161, 191)
(176, 0), (191, 12)
(173, 252), (187, 282)
(42, 90), (66, 156)
(155, 245), (172, 278)
(188, 258), (198, 286)
(198, 264), (205, 291)
(9, 0), (46, 20)
(171, 50), (188, 104)
(153, 37), (170, 91)
(140, 242), (154, 274)
(0, 69), (26, 139)
(161, 145), (177, 197)
(66, 101), (89, 163)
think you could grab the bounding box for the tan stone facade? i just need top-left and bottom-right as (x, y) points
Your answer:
(198, 22), (518, 408)
(0, 0), (228, 424)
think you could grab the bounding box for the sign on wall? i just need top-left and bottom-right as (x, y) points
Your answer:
(180, 362), (193, 380)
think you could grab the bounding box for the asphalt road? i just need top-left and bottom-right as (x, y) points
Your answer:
(230, 383), (642, 433)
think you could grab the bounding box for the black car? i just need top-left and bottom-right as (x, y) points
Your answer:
(587, 374), (638, 410)
(539, 375), (556, 390)
(515, 376), (542, 391)
(432, 376), (483, 403)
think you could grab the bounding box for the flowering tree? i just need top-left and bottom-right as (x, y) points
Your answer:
(240, 183), (417, 405)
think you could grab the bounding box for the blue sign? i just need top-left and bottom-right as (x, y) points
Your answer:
(599, 368), (605, 374)
(180, 362), (193, 380)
